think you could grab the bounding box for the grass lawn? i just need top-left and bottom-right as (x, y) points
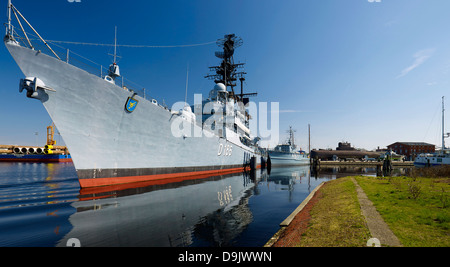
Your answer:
(296, 177), (371, 247)
(355, 176), (450, 247)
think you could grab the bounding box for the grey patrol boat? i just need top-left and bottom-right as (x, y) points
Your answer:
(4, 1), (267, 188)
(268, 127), (309, 166)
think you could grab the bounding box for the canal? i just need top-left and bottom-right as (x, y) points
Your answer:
(0, 162), (412, 246)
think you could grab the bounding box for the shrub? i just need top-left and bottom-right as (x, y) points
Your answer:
(440, 187), (448, 208)
(408, 180), (422, 200)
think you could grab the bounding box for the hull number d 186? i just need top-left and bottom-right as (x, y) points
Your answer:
(218, 144), (232, 156)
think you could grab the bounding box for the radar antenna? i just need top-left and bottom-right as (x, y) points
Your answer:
(287, 126), (297, 147)
(205, 34), (257, 102)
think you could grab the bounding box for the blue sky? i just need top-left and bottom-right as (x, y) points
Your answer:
(1, 0), (450, 151)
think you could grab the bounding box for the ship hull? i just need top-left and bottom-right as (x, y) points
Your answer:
(6, 42), (262, 187)
(414, 155), (450, 166)
(268, 151), (310, 166)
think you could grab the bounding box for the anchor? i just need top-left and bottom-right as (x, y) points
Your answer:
(19, 76), (55, 100)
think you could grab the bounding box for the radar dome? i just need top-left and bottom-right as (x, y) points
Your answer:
(214, 83), (226, 91)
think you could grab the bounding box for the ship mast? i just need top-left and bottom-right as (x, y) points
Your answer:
(205, 34), (257, 102)
(441, 96), (450, 152)
(113, 26), (118, 64)
(443, 96), (447, 152)
(5, 0), (12, 37)
(107, 26), (120, 80)
(443, 96), (445, 151)
(287, 126), (296, 148)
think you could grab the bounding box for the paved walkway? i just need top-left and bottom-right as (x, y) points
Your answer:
(351, 178), (402, 247)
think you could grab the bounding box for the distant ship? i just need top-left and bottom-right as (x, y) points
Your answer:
(0, 152), (71, 163)
(0, 123), (72, 163)
(4, 1), (267, 187)
(414, 151), (450, 166)
(414, 96), (450, 166)
(268, 127), (309, 166)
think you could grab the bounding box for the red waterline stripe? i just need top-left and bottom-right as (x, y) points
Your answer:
(79, 165), (261, 188)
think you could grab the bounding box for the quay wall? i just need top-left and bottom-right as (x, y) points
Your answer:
(316, 161), (414, 167)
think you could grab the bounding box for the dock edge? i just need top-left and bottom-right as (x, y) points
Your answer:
(264, 181), (325, 247)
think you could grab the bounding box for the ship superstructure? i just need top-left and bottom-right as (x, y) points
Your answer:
(4, 1), (266, 187)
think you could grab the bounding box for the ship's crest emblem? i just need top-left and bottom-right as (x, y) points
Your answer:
(125, 96), (139, 113)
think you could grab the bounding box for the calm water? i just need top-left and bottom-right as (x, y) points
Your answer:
(0, 162), (407, 247)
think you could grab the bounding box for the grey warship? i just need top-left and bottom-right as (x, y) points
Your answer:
(4, 1), (266, 187)
(268, 127), (309, 166)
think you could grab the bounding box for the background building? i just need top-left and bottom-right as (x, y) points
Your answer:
(311, 142), (382, 161)
(387, 142), (435, 160)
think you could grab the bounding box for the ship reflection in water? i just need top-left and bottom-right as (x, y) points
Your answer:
(59, 166), (321, 247)
(1, 162), (412, 247)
